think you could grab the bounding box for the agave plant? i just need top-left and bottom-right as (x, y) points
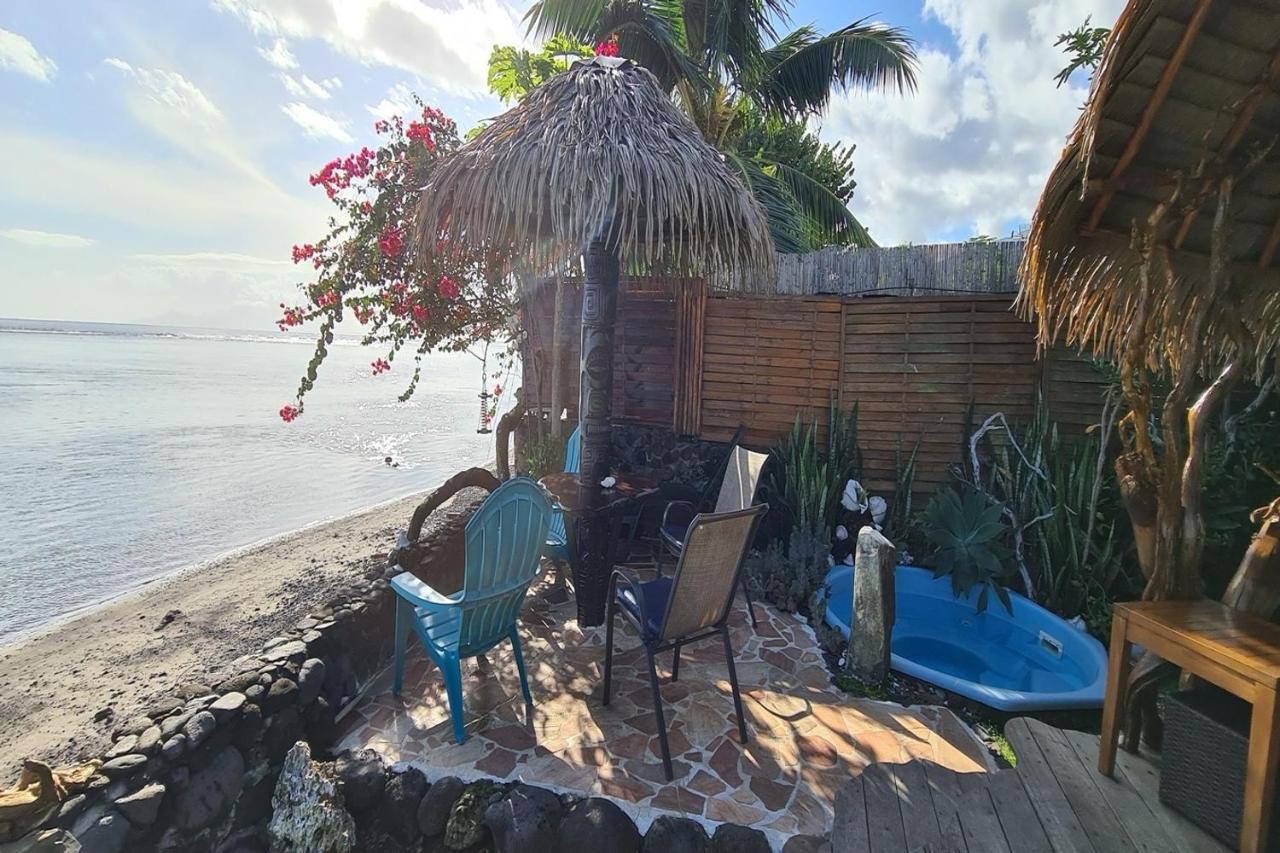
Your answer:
(921, 484), (1013, 613)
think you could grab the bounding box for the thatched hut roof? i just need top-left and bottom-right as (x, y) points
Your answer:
(416, 56), (774, 281)
(1020, 0), (1280, 380)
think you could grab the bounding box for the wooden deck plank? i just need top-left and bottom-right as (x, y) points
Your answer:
(956, 770), (1013, 853)
(863, 763), (909, 853)
(1005, 719), (1095, 853)
(832, 775), (871, 852)
(1022, 719), (1135, 853)
(892, 761), (942, 852)
(1058, 727), (1184, 853)
(922, 761), (970, 853)
(987, 769), (1053, 853)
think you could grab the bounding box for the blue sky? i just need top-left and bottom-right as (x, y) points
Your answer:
(0, 0), (1122, 329)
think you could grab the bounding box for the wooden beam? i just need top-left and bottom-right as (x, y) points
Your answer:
(1174, 47), (1280, 248)
(1087, 0), (1215, 231)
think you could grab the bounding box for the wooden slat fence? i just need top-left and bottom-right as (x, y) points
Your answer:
(522, 281), (1109, 498)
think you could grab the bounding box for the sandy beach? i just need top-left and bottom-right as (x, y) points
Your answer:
(0, 489), (437, 779)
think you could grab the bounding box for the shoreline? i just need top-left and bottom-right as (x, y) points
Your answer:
(0, 485), (448, 777)
(1, 483), (445, 651)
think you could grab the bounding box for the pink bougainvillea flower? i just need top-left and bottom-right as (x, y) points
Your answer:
(371, 358), (391, 375)
(493, 383), (503, 397)
(378, 227), (405, 257)
(361, 200), (373, 215)
(405, 120), (435, 151)
(437, 274), (460, 300)
(410, 303), (430, 325)
(595, 35), (619, 56)
(279, 402), (302, 422)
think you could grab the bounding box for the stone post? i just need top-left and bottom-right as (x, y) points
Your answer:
(847, 526), (897, 684)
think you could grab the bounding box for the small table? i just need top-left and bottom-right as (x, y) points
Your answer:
(1100, 600), (1280, 853)
(539, 472), (659, 628)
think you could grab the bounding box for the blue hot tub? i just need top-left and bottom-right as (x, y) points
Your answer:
(824, 564), (1107, 711)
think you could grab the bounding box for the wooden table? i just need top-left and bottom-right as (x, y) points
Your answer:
(539, 472), (659, 627)
(1100, 600), (1280, 853)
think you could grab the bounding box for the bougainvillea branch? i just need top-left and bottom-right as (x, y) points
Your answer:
(278, 98), (514, 421)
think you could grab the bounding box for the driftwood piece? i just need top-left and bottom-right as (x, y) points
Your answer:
(404, 468), (499, 543)
(494, 388), (526, 481)
(847, 527), (897, 684)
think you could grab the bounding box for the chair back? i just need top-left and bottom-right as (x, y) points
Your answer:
(459, 477), (552, 652)
(658, 504), (767, 642)
(696, 425), (745, 510)
(546, 426), (580, 546)
(713, 446), (769, 513)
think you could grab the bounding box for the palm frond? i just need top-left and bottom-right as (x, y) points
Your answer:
(762, 156), (875, 247)
(754, 18), (917, 117)
(723, 149), (806, 254)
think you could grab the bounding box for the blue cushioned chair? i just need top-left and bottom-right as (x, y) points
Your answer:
(604, 503), (768, 780)
(543, 425), (581, 565)
(391, 476), (551, 744)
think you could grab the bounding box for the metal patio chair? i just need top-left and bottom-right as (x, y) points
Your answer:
(390, 476), (551, 744)
(603, 503), (768, 780)
(658, 444), (769, 626)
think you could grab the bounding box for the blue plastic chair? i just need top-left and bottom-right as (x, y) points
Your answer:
(543, 425), (581, 565)
(390, 477), (552, 744)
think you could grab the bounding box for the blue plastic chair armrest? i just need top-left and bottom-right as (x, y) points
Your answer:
(391, 572), (463, 609)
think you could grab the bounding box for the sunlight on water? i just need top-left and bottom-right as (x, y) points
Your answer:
(0, 319), (506, 643)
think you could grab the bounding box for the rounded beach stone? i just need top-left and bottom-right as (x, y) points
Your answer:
(104, 735), (139, 759)
(162, 734), (187, 761)
(558, 798), (640, 853)
(114, 716), (154, 738)
(781, 836), (831, 853)
(244, 684), (266, 703)
(210, 691), (246, 719)
(644, 815), (708, 853)
(417, 775), (463, 836)
(216, 671), (259, 695)
(159, 711), (193, 739)
(379, 767), (428, 843)
(483, 784), (563, 853)
(334, 749), (385, 815)
(100, 754), (147, 777)
(183, 711), (217, 749)
(711, 824), (771, 853)
(136, 725), (163, 756)
(298, 659), (326, 705)
(264, 640), (308, 663)
(265, 678), (299, 714)
(114, 782), (166, 825)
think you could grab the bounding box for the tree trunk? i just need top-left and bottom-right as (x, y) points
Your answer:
(1222, 499), (1280, 617)
(573, 234), (619, 627)
(548, 272), (570, 440)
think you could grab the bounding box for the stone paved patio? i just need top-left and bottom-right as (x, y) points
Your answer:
(336, 570), (993, 847)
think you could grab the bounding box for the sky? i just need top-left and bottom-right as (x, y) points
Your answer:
(0, 0), (1123, 330)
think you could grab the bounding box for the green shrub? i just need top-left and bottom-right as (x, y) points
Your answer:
(745, 525), (831, 615)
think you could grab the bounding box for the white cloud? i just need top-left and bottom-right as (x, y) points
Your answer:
(214, 0), (522, 95)
(130, 251), (290, 267)
(366, 82), (418, 120)
(258, 37), (298, 69)
(281, 102), (353, 142)
(0, 228), (94, 248)
(104, 58), (222, 126)
(0, 28), (56, 82)
(281, 73), (331, 100)
(823, 0), (1125, 245)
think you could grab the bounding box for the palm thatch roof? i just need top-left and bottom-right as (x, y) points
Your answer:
(416, 56), (774, 282)
(1020, 0), (1280, 380)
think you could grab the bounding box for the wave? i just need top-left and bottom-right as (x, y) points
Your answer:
(0, 318), (361, 346)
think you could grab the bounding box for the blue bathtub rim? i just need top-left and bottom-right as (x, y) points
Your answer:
(823, 563), (1108, 712)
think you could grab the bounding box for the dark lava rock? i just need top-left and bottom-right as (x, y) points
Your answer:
(483, 784), (563, 853)
(265, 678), (299, 714)
(173, 746), (244, 830)
(298, 658), (325, 705)
(379, 767), (428, 843)
(557, 798), (640, 853)
(114, 782), (166, 825)
(77, 810), (131, 853)
(711, 824), (771, 853)
(182, 711), (217, 749)
(303, 696), (336, 750)
(643, 815), (709, 853)
(234, 702), (264, 752)
(264, 706), (302, 761)
(417, 775), (464, 837)
(335, 748), (386, 816)
(444, 781), (498, 851)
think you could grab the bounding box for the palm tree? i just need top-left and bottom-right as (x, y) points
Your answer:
(524, 0), (917, 250)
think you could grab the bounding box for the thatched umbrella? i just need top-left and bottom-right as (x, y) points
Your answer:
(417, 55), (773, 623)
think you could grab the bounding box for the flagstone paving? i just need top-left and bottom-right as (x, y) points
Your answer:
(337, 569), (993, 847)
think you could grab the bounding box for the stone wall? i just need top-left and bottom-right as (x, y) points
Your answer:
(30, 494), (482, 853)
(611, 424), (734, 497)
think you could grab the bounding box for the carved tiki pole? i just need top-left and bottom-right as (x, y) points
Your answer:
(573, 234), (619, 626)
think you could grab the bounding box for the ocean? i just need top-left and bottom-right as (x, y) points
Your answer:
(0, 318), (503, 644)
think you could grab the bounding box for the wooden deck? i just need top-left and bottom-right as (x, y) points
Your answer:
(833, 717), (1230, 853)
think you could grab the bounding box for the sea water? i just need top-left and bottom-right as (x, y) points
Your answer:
(0, 318), (504, 643)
